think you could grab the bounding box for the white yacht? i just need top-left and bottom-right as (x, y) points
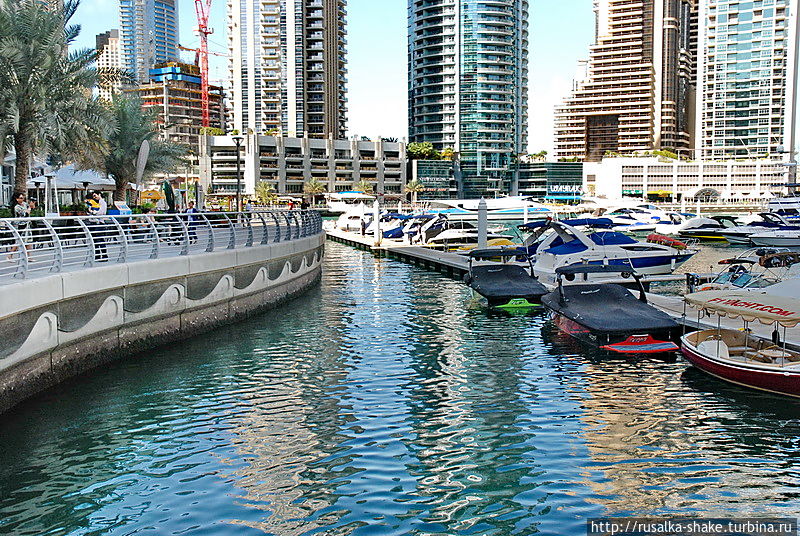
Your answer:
(427, 196), (553, 221)
(529, 220), (698, 287)
(326, 191), (375, 214)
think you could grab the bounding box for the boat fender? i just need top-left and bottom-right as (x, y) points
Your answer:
(646, 233), (688, 250)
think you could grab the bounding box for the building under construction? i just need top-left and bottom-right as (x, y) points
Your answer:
(128, 62), (226, 152)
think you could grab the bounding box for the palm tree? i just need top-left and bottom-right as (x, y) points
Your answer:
(356, 179), (374, 194)
(0, 0), (112, 195)
(103, 97), (186, 201)
(255, 181), (277, 205)
(405, 179), (424, 204)
(303, 177), (326, 205)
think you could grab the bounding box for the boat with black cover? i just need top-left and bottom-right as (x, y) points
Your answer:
(541, 265), (679, 354)
(465, 248), (548, 311)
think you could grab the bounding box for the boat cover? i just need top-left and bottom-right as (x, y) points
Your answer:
(542, 284), (678, 335)
(470, 265), (548, 302)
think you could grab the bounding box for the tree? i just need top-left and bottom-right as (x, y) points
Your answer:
(407, 142), (440, 160)
(356, 179), (374, 194)
(102, 97), (186, 201)
(405, 179), (424, 204)
(303, 177), (326, 204)
(529, 150), (548, 161)
(440, 147), (455, 160)
(0, 0), (112, 195)
(255, 181), (277, 205)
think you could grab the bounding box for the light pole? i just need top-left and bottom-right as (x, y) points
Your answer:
(232, 135), (244, 212)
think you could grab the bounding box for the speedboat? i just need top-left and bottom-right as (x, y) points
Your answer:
(542, 265), (679, 354)
(718, 213), (798, 244)
(465, 248), (548, 311)
(326, 191), (375, 214)
(527, 219), (698, 287)
(682, 289), (800, 397)
(427, 196), (553, 221)
(677, 216), (739, 241)
(749, 229), (800, 247)
(424, 220), (512, 249)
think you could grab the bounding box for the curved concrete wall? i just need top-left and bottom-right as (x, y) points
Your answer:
(0, 233), (325, 414)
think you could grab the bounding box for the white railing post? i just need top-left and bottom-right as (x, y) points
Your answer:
(145, 215), (160, 259)
(198, 213), (215, 252)
(222, 213), (236, 249)
(39, 219), (63, 272)
(108, 216), (128, 263)
(74, 217), (96, 267)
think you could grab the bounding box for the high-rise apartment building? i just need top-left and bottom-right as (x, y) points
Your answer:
(695, 0), (799, 159)
(555, 0), (697, 162)
(228, 0), (348, 139)
(408, 0), (529, 197)
(120, 0), (180, 84)
(96, 30), (123, 101)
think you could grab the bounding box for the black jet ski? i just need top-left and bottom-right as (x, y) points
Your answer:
(541, 265), (679, 354)
(464, 248), (548, 310)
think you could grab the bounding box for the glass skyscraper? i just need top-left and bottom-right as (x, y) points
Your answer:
(695, 0), (799, 159)
(119, 0), (180, 84)
(408, 0), (529, 197)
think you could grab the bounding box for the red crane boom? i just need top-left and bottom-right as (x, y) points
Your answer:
(194, 0), (213, 128)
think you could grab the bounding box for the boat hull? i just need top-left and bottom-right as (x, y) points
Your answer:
(553, 314), (676, 353)
(681, 338), (800, 397)
(749, 235), (800, 247)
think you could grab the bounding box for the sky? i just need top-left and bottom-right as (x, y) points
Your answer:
(72, 0), (595, 154)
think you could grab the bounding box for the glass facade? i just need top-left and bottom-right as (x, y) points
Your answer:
(119, 0), (179, 84)
(697, 0), (798, 159)
(408, 0), (529, 198)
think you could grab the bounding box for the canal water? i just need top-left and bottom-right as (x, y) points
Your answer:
(2, 242), (800, 536)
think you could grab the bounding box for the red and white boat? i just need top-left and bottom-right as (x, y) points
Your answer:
(681, 289), (800, 397)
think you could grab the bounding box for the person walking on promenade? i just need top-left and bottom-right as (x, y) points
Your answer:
(185, 201), (199, 244)
(7, 193), (32, 260)
(85, 192), (108, 262)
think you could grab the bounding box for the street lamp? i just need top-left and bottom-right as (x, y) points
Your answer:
(232, 135), (244, 212)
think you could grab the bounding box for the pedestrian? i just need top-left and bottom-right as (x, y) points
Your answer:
(85, 192), (108, 261)
(185, 200), (199, 244)
(288, 200), (295, 210)
(7, 193), (32, 260)
(301, 199), (310, 211)
(94, 191), (108, 215)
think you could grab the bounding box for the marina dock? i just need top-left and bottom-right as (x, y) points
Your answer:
(326, 228), (800, 349)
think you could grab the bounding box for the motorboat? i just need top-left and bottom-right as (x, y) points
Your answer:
(465, 248), (548, 311)
(749, 229), (800, 247)
(718, 213), (798, 244)
(403, 214), (448, 244)
(326, 191), (375, 214)
(681, 289), (800, 397)
(526, 219), (698, 287)
(427, 196), (553, 221)
(335, 204), (371, 231)
(426, 227), (514, 249)
(688, 249), (800, 292)
(677, 216), (739, 241)
(652, 212), (690, 235)
(542, 265), (679, 354)
(767, 196), (800, 220)
(601, 207), (659, 232)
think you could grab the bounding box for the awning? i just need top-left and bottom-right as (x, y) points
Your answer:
(685, 290), (800, 327)
(647, 190), (672, 196)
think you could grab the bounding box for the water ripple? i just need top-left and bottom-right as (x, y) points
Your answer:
(1, 242), (800, 535)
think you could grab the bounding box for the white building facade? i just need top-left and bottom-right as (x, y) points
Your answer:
(584, 156), (790, 200)
(228, 0), (348, 139)
(96, 30), (122, 101)
(200, 135), (406, 197)
(695, 0), (800, 159)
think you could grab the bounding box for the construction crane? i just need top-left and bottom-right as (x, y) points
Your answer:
(194, 0), (213, 128)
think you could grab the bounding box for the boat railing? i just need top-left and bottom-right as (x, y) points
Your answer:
(0, 210), (323, 284)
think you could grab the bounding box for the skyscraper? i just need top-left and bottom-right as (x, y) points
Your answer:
(119, 0), (180, 84)
(695, 0), (799, 159)
(228, 0), (348, 138)
(96, 30), (122, 101)
(555, 0), (697, 161)
(408, 0), (529, 197)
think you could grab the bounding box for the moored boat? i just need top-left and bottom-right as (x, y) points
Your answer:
(465, 248), (548, 311)
(681, 289), (800, 397)
(542, 265), (679, 354)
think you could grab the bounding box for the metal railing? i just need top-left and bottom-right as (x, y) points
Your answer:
(0, 210), (323, 284)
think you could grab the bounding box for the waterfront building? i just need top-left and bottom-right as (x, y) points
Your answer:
(228, 0), (348, 139)
(555, 0), (697, 161)
(96, 30), (123, 101)
(407, 0), (529, 198)
(120, 0), (180, 84)
(128, 62), (226, 151)
(515, 162), (584, 203)
(199, 135), (406, 197)
(584, 156), (789, 200)
(411, 160), (457, 200)
(695, 0), (799, 160)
